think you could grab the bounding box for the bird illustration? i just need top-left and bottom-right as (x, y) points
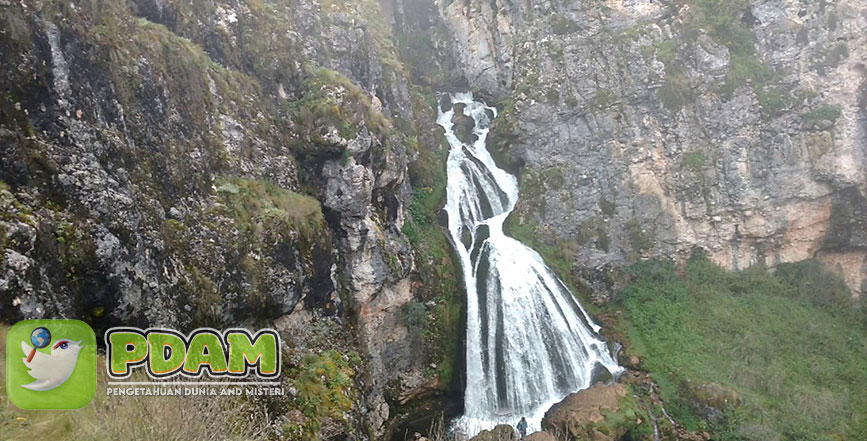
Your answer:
(20, 339), (84, 391)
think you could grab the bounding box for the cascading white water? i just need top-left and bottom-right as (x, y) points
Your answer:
(438, 93), (622, 436)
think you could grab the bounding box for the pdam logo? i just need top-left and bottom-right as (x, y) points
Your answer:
(105, 327), (280, 380)
(5, 319), (97, 409)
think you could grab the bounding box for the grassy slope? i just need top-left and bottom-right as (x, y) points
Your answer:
(617, 255), (867, 440)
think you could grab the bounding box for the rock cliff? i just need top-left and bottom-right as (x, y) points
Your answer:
(0, 0), (458, 438)
(436, 0), (867, 298)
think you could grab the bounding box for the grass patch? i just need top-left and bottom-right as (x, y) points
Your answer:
(617, 254), (867, 440)
(757, 86), (795, 120)
(215, 177), (324, 241)
(289, 67), (392, 146)
(516, 167), (565, 215)
(679, 0), (774, 95)
(813, 43), (849, 75)
(803, 105), (842, 124)
(659, 71), (691, 112)
(625, 218), (654, 253)
(683, 151), (707, 171)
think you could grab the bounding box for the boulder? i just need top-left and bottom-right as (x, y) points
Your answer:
(588, 361), (614, 384)
(682, 382), (742, 421)
(526, 431), (557, 441)
(450, 105), (478, 145)
(469, 424), (519, 441)
(541, 383), (627, 439)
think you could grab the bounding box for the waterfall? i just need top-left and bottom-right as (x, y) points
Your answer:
(438, 93), (622, 436)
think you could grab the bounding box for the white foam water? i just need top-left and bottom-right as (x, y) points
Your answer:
(438, 93), (622, 436)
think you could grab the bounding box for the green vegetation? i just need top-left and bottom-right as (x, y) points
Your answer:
(403, 300), (429, 338)
(803, 105), (842, 124)
(323, 0), (406, 75)
(289, 67), (392, 146)
(215, 177), (324, 241)
(659, 72), (691, 112)
(617, 254), (867, 440)
(680, 0), (774, 95)
(158, 177), (328, 325)
(551, 13), (579, 35)
(756, 87), (796, 120)
(683, 151), (707, 171)
(650, 1), (779, 108)
(625, 218), (654, 253)
(548, 43), (565, 62)
(402, 139), (462, 387)
(813, 43), (849, 75)
(646, 37), (690, 112)
(599, 197), (616, 217)
(486, 100), (523, 173)
(594, 390), (658, 440)
(285, 350), (361, 440)
(593, 88), (618, 109)
(546, 88), (561, 104)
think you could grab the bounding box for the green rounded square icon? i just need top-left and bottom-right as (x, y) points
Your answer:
(5, 319), (97, 409)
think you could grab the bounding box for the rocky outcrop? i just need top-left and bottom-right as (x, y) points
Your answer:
(541, 383), (628, 440)
(468, 424), (519, 441)
(525, 431), (558, 441)
(681, 381), (742, 422)
(437, 0), (867, 298)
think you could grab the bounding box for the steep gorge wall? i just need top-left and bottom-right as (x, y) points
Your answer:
(0, 0), (460, 438)
(436, 0), (867, 298)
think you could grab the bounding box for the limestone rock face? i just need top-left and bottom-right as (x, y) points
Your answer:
(437, 0), (867, 298)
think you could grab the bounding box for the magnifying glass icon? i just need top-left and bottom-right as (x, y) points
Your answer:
(27, 327), (51, 362)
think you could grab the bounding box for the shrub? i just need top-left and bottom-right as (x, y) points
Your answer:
(803, 105), (842, 124)
(599, 198), (616, 216)
(551, 13), (579, 35)
(404, 300), (429, 343)
(546, 88), (560, 104)
(626, 219), (653, 252)
(402, 143), (463, 388)
(757, 87), (794, 119)
(660, 71), (690, 111)
(814, 43), (849, 74)
(594, 88), (617, 109)
(290, 350), (360, 439)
